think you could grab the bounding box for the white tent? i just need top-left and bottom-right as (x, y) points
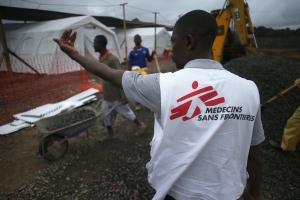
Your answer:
(168, 31), (173, 36)
(1, 16), (122, 74)
(116, 27), (171, 59)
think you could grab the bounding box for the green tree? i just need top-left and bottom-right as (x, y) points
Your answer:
(255, 26), (299, 37)
(254, 26), (273, 37)
(295, 28), (300, 35)
(132, 18), (140, 22)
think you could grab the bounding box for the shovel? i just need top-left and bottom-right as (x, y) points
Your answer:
(153, 54), (161, 73)
(261, 81), (300, 107)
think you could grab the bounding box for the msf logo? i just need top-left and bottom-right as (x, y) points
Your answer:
(170, 81), (225, 121)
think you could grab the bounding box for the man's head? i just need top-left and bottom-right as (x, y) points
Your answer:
(134, 34), (142, 47)
(93, 35), (107, 52)
(171, 10), (218, 69)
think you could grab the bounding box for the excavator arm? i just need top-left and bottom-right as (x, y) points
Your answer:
(211, 0), (258, 63)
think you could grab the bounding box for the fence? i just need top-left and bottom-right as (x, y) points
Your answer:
(0, 52), (174, 125)
(0, 52), (101, 125)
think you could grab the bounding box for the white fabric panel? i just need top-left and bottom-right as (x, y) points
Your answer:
(0, 123), (32, 135)
(65, 88), (99, 102)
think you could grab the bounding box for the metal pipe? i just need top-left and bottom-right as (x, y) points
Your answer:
(252, 33), (258, 48)
(219, 0), (228, 16)
(120, 3), (128, 62)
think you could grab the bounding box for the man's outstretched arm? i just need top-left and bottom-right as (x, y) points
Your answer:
(128, 63), (133, 71)
(53, 29), (124, 88)
(244, 144), (263, 200)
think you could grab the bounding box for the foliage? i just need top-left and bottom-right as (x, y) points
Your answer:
(132, 18), (140, 22)
(254, 26), (300, 37)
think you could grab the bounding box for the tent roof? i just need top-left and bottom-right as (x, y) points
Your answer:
(10, 16), (110, 33)
(116, 27), (168, 37)
(0, 5), (173, 30)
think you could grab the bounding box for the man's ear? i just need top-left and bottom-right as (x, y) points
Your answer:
(186, 34), (195, 50)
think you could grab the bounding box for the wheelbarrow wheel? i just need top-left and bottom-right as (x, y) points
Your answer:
(39, 134), (68, 161)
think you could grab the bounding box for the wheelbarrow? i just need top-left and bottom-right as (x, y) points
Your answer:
(34, 101), (123, 161)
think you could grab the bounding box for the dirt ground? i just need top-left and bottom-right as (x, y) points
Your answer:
(0, 49), (299, 198)
(0, 99), (156, 196)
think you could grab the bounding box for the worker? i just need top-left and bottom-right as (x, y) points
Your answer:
(127, 34), (156, 111)
(163, 47), (171, 59)
(54, 9), (264, 200)
(269, 78), (300, 151)
(93, 35), (146, 142)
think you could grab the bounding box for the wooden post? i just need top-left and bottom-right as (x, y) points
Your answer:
(8, 49), (42, 76)
(153, 12), (158, 52)
(0, 13), (13, 77)
(0, 52), (4, 66)
(120, 3), (128, 62)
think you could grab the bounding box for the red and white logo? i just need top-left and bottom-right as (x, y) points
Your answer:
(170, 81), (225, 121)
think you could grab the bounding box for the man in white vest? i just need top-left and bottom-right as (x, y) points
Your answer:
(54, 10), (264, 200)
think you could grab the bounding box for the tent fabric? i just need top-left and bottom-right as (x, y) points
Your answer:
(116, 27), (172, 59)
(1, 16), (122, 74)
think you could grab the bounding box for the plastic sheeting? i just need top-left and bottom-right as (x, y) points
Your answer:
(0, 88), (99, 135)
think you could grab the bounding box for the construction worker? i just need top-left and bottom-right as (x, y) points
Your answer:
(163, 47), (170, 59)
(93, 35), (146, 141)
(127, 34), (156, 111)
(54, 10), (264, 199)
(270, 78), (300, 151)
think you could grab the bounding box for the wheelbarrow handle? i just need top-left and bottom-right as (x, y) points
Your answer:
(102, 102), (123, 119)
(95, 99), (103, 109)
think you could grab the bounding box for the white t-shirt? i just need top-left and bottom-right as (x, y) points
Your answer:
(122, 59), (265, 200)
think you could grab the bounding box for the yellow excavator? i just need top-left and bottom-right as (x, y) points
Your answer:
(211, 0), (258, 63)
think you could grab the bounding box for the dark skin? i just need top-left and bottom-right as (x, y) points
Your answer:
(54, 29), (125, 89)
(92, 37), (143, 139)
(170, 26), (211, 69)
(54, 27), (263, 199)
(127, 35), (156, 71)
(244, 144), (263, 200)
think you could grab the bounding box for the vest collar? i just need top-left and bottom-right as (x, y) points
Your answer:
(99, 50), (110, 61)
(133, 46), (143, 51)
(184, 59), (224, 70)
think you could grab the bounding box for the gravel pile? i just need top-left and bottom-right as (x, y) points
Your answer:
(225, 54), (300, 199)
(46, 109), (96, 131)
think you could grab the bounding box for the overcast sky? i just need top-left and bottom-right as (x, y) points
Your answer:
(1, 0), (300, 29)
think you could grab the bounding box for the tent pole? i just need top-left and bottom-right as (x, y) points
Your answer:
(0, 13), (13, 78)
(153, 12), (158, 52)
(0, 52), (4, 66)
(8, 48), (42, 77)
(120, 3), (128, 63)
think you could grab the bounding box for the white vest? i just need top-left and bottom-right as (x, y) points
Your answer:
(146, 65), (260, 200)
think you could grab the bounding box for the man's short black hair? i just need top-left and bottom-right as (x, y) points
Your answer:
(134, 34), (141, 39)
(174, 10), (218, 49)
(95, 35), (107, 46)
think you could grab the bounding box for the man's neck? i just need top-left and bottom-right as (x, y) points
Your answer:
(135, 45), (142, 49)
(99, 48), (107, 55)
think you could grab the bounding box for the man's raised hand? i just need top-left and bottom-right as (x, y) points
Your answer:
(53, 29), (78, 55)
